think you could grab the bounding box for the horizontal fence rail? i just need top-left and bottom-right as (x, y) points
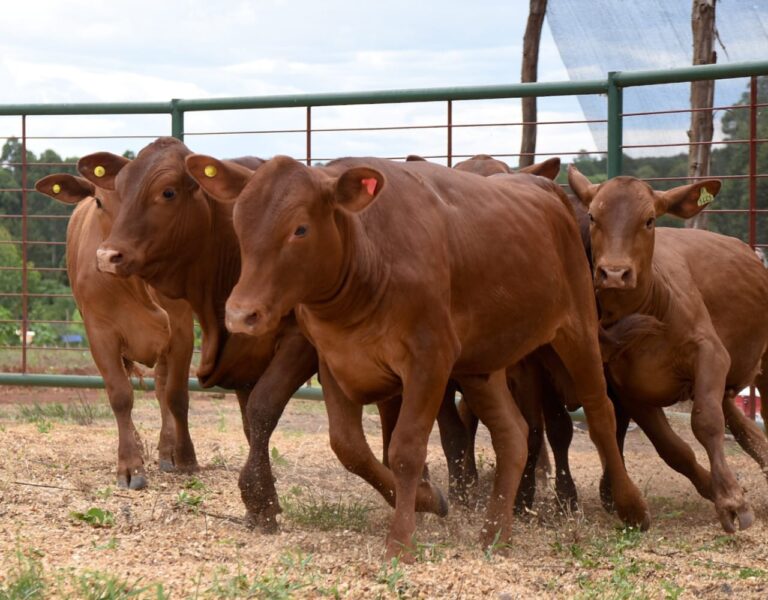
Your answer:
(0, 59), (766, 408)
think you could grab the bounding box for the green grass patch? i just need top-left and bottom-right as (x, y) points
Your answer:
(0, 548), (46, 600)
(207, 551), (315, 599)
(280, 487), (371, 532)
(70, 507), (115, 528)
(176, 490), (204, 513)
(72, 570), (166, 599)
(16, 400), (113, 425)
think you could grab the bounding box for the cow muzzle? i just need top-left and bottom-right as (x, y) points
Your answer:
(594, 264), (636, 290)
(225, 301), (275, 337)
(96, 247), (124, 275)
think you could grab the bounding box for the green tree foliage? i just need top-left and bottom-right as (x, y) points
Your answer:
(0, 139), (80, 346)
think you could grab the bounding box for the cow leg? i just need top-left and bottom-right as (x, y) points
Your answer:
(235, 388), (253, 443)
(90, 338), (146, 490)
(691, 343), (752, 532)
(455, 370), (528, 550)
(385, 362), (454, 561)
(436, 381), (476, 504)
(723, 389), (768, 481)
(513, 389), (543, 515)
(320, 362), (447, 560)
(152, 355), (177, 472)
(541, 391), (578, 512)
(379, 397), (431, 481)
(598, 398), (630, 512)
(457, 396), (480, 496)
(550, 326), (650, 530)
(633, 404), (715, 500)
(240, 333), (318, 533)
(159, 317), (197, 472)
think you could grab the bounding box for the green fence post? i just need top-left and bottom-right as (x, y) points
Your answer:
(606, 71), (623, 178)
(171, 99), (184, 140)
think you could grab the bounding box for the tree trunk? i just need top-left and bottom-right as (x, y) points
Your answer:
(686, 0), (717, 229)
(519, 0), (547, 168)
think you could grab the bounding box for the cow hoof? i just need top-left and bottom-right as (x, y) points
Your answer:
(117, 469), (148, 491)
(158, 459), (176, 473)
(245, 510), (279, 534)
(718, 504), (754, 533)
(129, 474), (148, 490)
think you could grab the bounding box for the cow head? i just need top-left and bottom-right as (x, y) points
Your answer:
(78, 138), (212, 282)
(34, 173), (121, 239)
(186, 154), (384, 337)
(568, 164), (721, 291)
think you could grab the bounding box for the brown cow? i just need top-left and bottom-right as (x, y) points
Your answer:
(569, 165), (768, 533)
(34, 173), (197, 489)
(76, 138), (470, 531)
(185, 153), (650, 558)
(76, 140), (317, 532)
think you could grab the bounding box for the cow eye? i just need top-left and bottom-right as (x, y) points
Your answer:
(162, 188), (176, 200)
(294, 225), (308, 237)
(645, 217), (655, 229)
(95, 197), (103, 209)
(588, 213), (595, 224)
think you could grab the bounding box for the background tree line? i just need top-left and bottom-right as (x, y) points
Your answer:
(0, 77), (764, 348)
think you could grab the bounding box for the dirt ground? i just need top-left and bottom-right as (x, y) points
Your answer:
(1, 387), (767, 599)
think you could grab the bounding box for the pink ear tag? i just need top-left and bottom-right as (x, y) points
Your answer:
(361, 177), (377, 196)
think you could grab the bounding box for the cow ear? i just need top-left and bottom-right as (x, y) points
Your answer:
(333, 167), (385, 213)
(567, 164), (600, 207)
(185, 154), (255, 203)
(405, 154), (427, 162)
(518, 157), (561, 180)
(653, 179), (721, 218)
(35, 174), (95, 205)
(77, 152), (129, 191)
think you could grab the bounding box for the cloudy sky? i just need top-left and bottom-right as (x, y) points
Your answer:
(0, 0), (764, 163)
(0, 0), (591, 162)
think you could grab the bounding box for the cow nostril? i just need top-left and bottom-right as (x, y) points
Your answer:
(109, 253), (123, 264)
(244, 312), (261, 327)
(621, 269), (632, 283)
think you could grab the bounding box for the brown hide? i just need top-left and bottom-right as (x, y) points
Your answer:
(187, 154), (649, 557)
(34, 174), (196, 489)
(569, 164), (768, 533)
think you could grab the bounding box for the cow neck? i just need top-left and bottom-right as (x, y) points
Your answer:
(303, 212), (390, 327)
(179, 198), (242, 378)
(597, 264), (671, 328)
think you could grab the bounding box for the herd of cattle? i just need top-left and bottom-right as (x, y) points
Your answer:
(33, 137), (768, 561)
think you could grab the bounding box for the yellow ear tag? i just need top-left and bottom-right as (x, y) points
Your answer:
(94, 165), (106, 178)
(51, 184), (61, 194)
(204, 165), (218, 178)
(697, 187), (714, 207)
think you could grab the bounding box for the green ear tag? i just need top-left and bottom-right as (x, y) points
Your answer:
(697, 187), (714, 207)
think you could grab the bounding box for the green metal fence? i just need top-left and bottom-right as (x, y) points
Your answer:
(0, 59), (766, 393)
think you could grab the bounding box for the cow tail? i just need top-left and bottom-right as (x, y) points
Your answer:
(599, 314), (666, 363)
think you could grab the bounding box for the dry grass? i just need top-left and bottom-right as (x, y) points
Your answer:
(1, 390), (768, 598)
